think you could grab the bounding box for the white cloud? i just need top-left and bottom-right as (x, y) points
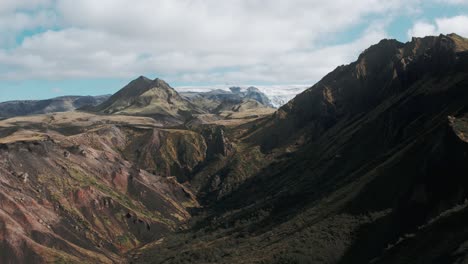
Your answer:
(408, 15), (468, 38)
(0, 25), (386, 83)
(436, 16), (468, 36)
(407, 22), (437, 38)
(435, 0), (468, 4)
(0, 0), (56, 47)
(0, 0), (52, 14)
(0, 0), (441, 85)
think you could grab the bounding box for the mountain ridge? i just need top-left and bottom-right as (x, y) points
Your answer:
(0, 95), (110, 119)
(1, 33), (468, 263)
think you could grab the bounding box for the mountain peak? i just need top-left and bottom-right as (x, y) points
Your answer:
(91, 77), (195, 122)
(357, 38), (404, 61)
(446, 33), (468, 52)
(136, 75), (151, 81)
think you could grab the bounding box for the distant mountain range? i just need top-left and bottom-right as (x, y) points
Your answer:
(0, 79), (279, 123)
(0, 95), (110, 119)
(175, 85), (308, 108)
(87, 76), (276, 125)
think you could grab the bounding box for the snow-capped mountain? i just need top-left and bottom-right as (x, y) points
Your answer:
(175, 85), (308, 108)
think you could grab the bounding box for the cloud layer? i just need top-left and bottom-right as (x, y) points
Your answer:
(0, 0), (467, 85)
(408, 15), (468, 38)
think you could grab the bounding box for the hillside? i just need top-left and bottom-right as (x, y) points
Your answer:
(0, 95), (110, 119)
(90, 77), (199, 124)
(133, 33), (468, 263)
(0, 112), (203, 263)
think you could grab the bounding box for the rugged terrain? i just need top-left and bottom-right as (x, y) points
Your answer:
(1, 33), (468, 264)
(132, 33), (468, 263)
(0, 77), (275, 263)
(0, 112), (203, 263)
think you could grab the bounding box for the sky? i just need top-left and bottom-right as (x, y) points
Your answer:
(0, 0), (467, 102)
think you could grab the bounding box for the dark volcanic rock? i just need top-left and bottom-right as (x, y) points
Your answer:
(202, 126), (234, 159)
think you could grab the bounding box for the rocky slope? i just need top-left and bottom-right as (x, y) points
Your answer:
(133, 33), (468, 263)
(0, 95), (110, 119)
(0, 112), (202, 263)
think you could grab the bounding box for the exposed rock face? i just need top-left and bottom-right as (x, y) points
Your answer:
(0, 95), (110, 118)
(202, 126), (234, 159)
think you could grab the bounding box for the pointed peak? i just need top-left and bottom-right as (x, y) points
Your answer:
(135, 75), (151, 82)
(357, 38), (404, 61)
(127, 76), (152, 88)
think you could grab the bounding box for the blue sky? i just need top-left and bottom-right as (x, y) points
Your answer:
(0, 0), (468, 102)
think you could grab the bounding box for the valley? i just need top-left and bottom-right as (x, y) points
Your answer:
(1, 33), (468, 263)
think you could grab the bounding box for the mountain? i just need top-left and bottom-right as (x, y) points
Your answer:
(175, 85), (308, 108)
(0, 95), (110, 119)
(90, 77), (275, 126)
(132, 33), (468, 263)
(90, 77), (200, 124)
(243, 86), (274, 107)
(180, 86), (274, 114)
(91, 77), (275, 126)
(2, 33), (468, 263)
